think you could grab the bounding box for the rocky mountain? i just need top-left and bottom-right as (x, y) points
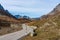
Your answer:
(23, 3), (60, 40)
(15, 15), (22, 19)
(15, 15), (32, 23)
(0, 4), (32, 23)
(29, 3), (60, 26)
(47, 4), (60, 15)
(15, 15), (30, 19)
(5, 10), (16, 19)
(18, 15), (32, 23)
(0, 4), (4, 10)
(39, 4), (60, 20)
(0, 4), (19, 23)
(0, 4), (16, 19)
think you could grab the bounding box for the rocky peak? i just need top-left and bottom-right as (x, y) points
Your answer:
(48, 3), (60, 15)
(15, 15), (22, 19)
(55, 3), (60, 11)
(0, 4), (4, 10)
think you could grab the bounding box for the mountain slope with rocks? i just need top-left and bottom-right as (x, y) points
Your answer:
(22, 3), (60, 40)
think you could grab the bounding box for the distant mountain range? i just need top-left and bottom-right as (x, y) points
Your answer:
(15, 15), (30, 19)
(0, 4), (33, 23)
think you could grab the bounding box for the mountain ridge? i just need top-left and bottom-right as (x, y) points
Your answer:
(22, 3), (60, 40)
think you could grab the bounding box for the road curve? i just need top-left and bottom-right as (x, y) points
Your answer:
(0, 24), (33, 40)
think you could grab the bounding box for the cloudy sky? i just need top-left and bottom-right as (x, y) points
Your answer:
(0, 0), (60, 18)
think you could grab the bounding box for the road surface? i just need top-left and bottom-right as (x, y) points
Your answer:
(0, 24), (33, 40)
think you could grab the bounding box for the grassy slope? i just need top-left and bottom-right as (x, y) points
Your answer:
(22, 11), (60, 40)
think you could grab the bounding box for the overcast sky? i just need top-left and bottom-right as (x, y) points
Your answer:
(0, 0), (60, 18)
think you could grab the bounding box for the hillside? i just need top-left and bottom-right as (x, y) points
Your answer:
(0, 4), (22, 35)
(0, 4), (31, 23)
(0, 4), (32, 35)
(15, 15), (32, 23)
(22, 4), (60, 40)
(0, 4), (20, 23)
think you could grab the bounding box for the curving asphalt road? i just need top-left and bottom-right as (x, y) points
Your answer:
(0, 24), (33, 40)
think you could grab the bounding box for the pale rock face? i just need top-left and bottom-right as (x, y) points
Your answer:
(55, 4), (60, 11)
(48, 3), (60, 15)
(48, 10), (55, 15)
